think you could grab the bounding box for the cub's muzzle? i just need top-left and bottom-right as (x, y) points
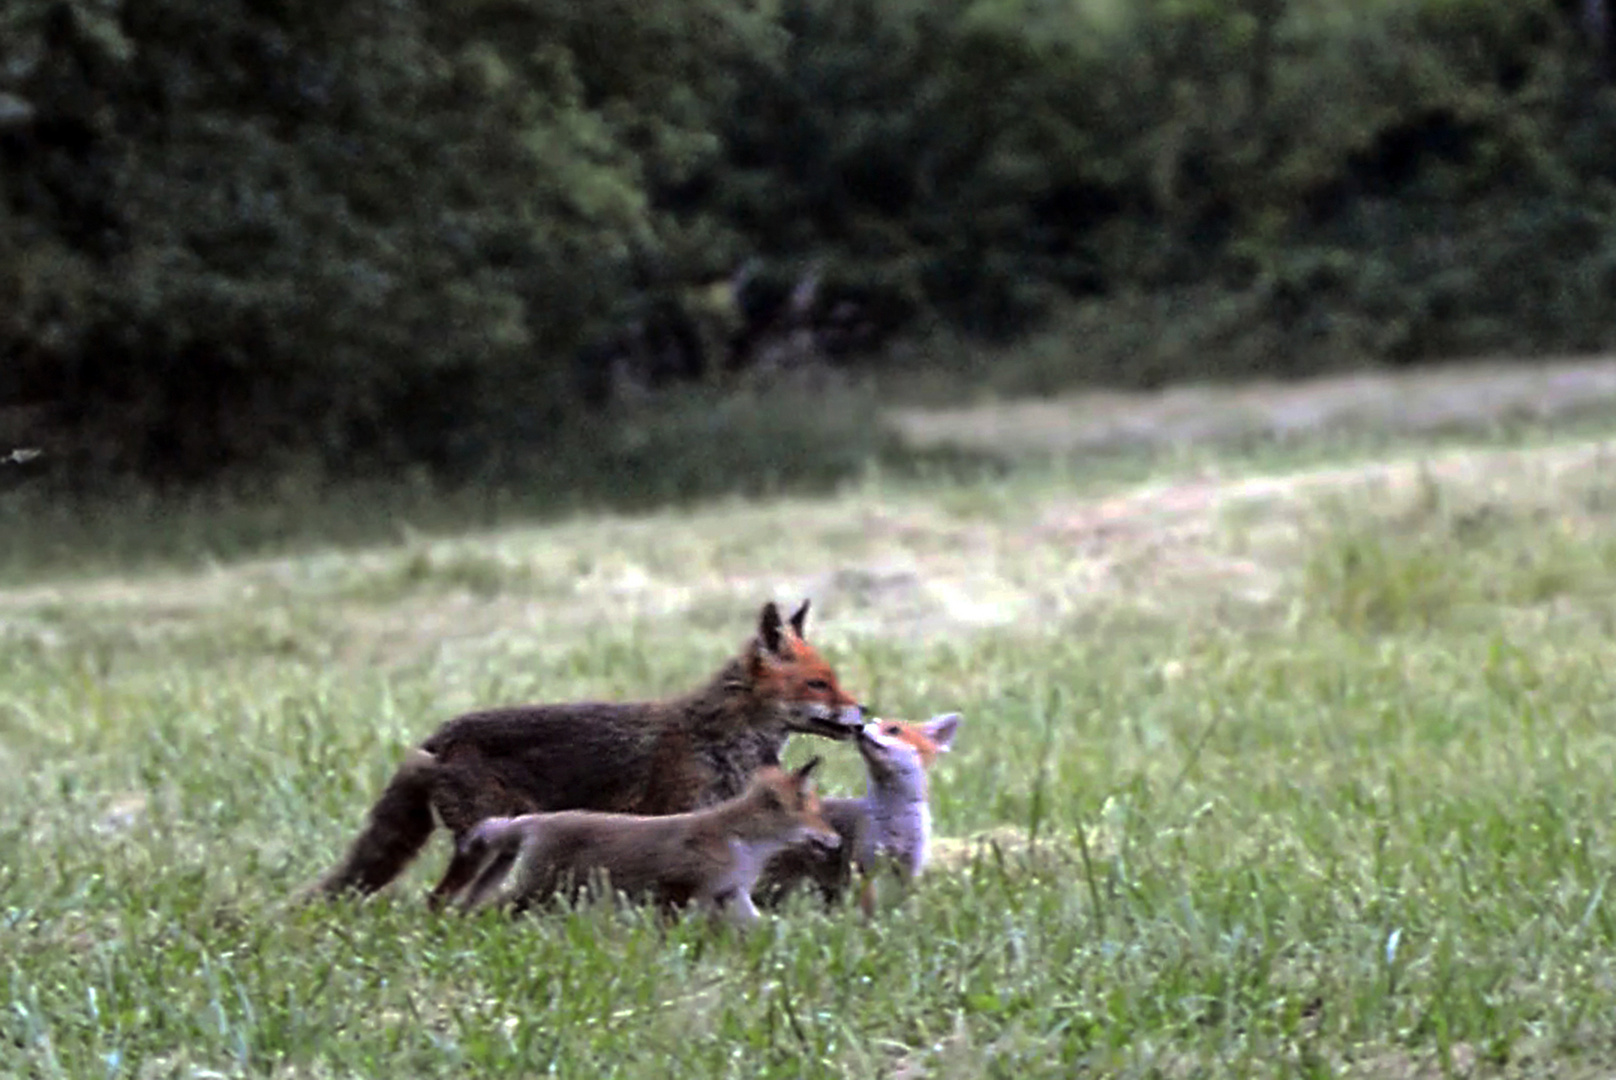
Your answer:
(807, 827), (842, 852)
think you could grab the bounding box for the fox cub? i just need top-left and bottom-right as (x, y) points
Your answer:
(310, 600), (865, 905)
(755, 712), (960, 913)
(446, 758), (840, 928)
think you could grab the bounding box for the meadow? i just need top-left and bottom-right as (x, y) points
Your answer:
(5, 359), (1616, 1078)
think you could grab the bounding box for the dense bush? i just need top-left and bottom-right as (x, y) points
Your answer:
(0, 0), (766, 480)
(3, 0), (1615, 483)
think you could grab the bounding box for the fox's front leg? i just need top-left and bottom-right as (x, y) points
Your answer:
(856, 869), (878, 919)
(709, 887), (762, 931)
(458, 846), (521, 913)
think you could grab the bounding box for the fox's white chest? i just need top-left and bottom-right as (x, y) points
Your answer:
(719, 837), (788, 894)
(866, 799), (930, 879)
(705, 837), (791, 925)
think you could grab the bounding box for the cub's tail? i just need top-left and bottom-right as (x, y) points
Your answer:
(305, 749), (439, 901)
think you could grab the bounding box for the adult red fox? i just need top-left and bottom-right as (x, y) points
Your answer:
(309, 600), (865, 905)
(447, 759), (840, 927)
(754, 712), (960, 914)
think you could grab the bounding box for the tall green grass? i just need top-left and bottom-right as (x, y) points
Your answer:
(6, 416), (1616, 1076)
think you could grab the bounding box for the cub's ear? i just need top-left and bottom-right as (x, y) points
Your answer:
(793, 756), (824, 784)
(921, 712), (962, 752)
(757, 601), (785, 654)
(788, 598), (811, 639)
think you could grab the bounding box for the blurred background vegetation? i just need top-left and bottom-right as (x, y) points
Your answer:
(3, 0), (1615, 499)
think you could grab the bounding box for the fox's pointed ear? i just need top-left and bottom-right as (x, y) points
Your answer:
(794, 756), (823, 784)
(758, 601), (784, 654)
(789, 599), (810, 639)
(922, 712), (961, 752)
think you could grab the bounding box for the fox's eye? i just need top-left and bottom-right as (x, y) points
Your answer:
(805, 678), (831, 691)
(883, 724), (900, 735)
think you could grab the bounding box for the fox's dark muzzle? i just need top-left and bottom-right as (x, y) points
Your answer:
(790, 702), (866, 740)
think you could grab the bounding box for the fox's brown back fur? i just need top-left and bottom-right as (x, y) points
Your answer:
(309, 600), (863, 904)
(450, 759), (840, 923)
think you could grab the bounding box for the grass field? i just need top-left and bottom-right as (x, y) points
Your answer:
(6, 360), (1616, 1078)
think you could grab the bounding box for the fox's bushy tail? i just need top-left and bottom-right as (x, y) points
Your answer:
(306, 750), (438, 900)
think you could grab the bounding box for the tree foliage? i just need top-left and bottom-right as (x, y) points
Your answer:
(3, 0), (1614, 483)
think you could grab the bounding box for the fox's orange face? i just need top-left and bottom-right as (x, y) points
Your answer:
(754, 758), (841, 851)
(749, 600), (865, 740)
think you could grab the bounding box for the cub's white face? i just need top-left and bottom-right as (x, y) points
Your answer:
(858, 724), (921, 774)
(856, 713), (961, 798)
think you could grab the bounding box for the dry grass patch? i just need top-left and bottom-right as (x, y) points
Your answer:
(888, 355), (1616, 459)
(4, 436), (1615, 673)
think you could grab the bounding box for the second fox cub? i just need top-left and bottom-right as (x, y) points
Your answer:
(311, 600), (865, 905)
(447, 758), (840, 927)
(755, 712), (961, 912)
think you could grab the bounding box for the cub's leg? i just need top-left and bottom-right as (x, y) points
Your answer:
(425, 759), (536, 908)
